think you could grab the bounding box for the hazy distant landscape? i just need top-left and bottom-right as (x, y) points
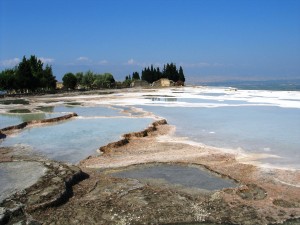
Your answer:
(200, 79), (300, 91)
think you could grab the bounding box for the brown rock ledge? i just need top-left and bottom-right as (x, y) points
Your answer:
(0, 113), (78, 138)
(0, 151), (88, 225)
(99, 119), (167, 153)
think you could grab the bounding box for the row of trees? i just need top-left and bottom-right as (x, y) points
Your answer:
(123, 63), (186, 86)
(141, 63), (185, 83)
(62, 71), (115, 90)
(0, 56), (187, 93)
(0, 55), (56, 93)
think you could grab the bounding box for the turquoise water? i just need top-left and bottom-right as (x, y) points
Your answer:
(1, 88), (299, 169)
(0, 105), (122, 129)
(136, 88), (300, 168)
(52, 105), (122, 117)
(0, 113), (65, 129)
(1, 117), (153, 164)
(111, 164), (237, 191)
(141, 105), (300, 168)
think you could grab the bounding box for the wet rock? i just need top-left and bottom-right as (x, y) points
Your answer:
(100, 119), (167, 153)
(0, 158), (88, 225)
(0, 161), (47, 203)
(0, 113), (78, 137)
(0, 202), (25, 225)
(0, 207), (9, 224)
(273, 199), (300, 208)
(0, 148), (12, 162)
(0, 131), (6, 139)
(100, 139), (129, 153)
(236, 184), (267, 200)
(0, 122), (28, 133)
(35, 112), (78, 124)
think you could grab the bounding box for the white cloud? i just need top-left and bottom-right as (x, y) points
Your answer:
(124, 59), (162, 68)
(39, 57), (54, 64)
(0, 58), (20, 67)
(98, 60), (108, 65)
(76, 56), (89, 61)
(126, 58), (137, 65)
(67, 57), (110, 66)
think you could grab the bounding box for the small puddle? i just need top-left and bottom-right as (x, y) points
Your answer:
(109, 164), (237, 191)
(0, 161), (47, 202)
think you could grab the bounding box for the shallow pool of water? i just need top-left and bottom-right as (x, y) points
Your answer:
(52, 105), (122, 117)
(0, 113), (65, 129)
(110, 164), (237, 191)
(1, 117), (153, 164)
(141, 105), (300, 169)
(0, 161), (47, 203)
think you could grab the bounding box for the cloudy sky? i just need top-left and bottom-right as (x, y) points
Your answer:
(1, 0), (300, 82)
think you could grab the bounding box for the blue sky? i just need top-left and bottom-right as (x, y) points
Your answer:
(1, 0), (300, 82)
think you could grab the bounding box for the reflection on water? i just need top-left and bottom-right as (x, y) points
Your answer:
(52, 105), (122, 117)
(36, 106), (55, 112)
(0, 113), (64, 129)
(110, 164), (237, 191)
(0, 105), (124, 129)
(146, 97), (177, 102)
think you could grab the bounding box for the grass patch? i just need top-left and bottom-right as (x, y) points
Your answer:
(0, 99), (30, 105)
(9, 109), (31, 113)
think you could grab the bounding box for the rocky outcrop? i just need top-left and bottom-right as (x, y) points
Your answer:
(123, 119), (167, 139)
(0, 159), (88, 225)
(0, 113), (78, 138)
(0, 122), (28, 133)
(100, 119), (167, 153)
(0, 131), (6, 139)
(236, 184), (267, 200)
(32, 112), (77, 124)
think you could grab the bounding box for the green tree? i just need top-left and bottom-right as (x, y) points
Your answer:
(40, 65), (56, 90)
(141, 67), (152, 83)
(15, 56), (37, 92)
(123, 74), (132, 87)
(75, 72), (84, 86)
(1, 55), (57, 93)
(83, 70), (95, 89)
(102, 73), (115, 88)
(93, 73), (115, 88)
(132, 72), (140, 80)
(0, 69), (16, 93)
(62, 73), (77, 90)
(163, 63), (179, 82)
(29, 55), (43, 75)
(142, 63), (180, 83)
(178, 66), (185, 82)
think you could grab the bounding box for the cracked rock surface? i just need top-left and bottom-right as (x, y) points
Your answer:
(0, 147), (87, 225)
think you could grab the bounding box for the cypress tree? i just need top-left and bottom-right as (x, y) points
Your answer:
(132, 72), (140, 80)
(178, 66), (185, 82)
